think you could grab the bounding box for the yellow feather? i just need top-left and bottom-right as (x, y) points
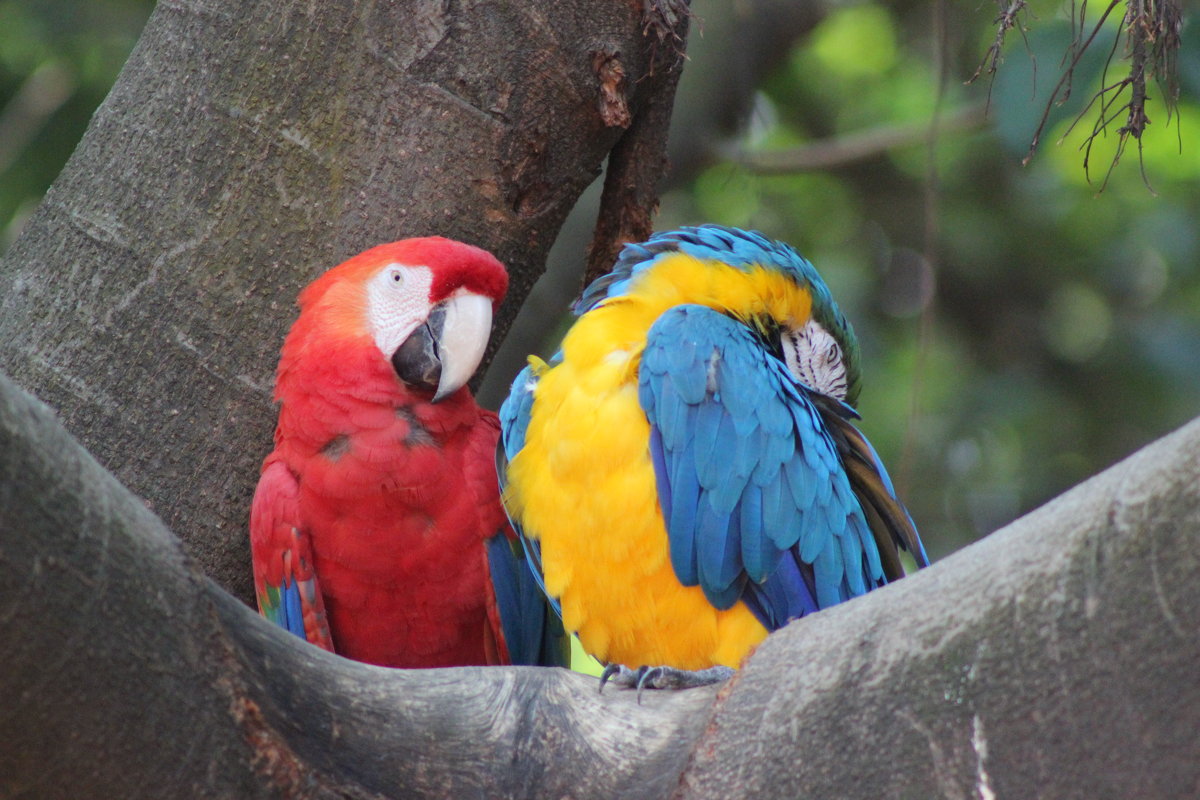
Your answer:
(507, 253), (815, 669)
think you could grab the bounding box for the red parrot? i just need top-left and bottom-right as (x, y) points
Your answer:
(250, 237), (563, 668)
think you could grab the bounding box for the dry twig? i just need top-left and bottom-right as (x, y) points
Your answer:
(971, 0), (1182, 184)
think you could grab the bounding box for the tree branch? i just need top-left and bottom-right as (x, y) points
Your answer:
(3, 368), (1197, 797)
(0, 60), (75, 175)
(723, 102), (989, 174)
(584, 1), (691, 289)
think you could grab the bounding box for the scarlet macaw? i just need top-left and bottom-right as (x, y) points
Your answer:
(498, 225), (927, 687)
(251, 237), (564, 668)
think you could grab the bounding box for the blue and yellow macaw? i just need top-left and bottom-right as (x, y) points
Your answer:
(498, 225), (927, 683)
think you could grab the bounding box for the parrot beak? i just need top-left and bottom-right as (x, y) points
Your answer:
(391, 293), (493, 402)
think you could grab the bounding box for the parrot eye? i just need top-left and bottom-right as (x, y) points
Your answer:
(390, 269), (405, 286)
(825, 341), (840, 364)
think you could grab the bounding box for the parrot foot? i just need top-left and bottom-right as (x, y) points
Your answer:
(599, 664), (735, 703)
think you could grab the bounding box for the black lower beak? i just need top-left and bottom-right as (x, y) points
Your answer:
(391, 304), (446, 396)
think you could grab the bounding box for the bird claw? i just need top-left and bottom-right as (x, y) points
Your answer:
(598, 663), (734, 703)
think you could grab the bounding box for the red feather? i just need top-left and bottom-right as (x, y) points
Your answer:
(249, 238), (513, 668)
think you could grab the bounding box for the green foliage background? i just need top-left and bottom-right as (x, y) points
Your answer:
(0, 0), (151, 247)
(2, 0), (1196, 567)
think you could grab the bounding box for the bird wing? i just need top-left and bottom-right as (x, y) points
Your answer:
(491, 377), (570, 666)
(810, 394), (929, 574)
(249, 457), (335, 651)
(496, 357), (558, 612)
(484, 530), (570, 667)
(638, 304), (922, 630)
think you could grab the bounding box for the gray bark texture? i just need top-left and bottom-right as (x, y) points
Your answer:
(0, 0), (687, 606)
(2, 359), (1197, 798)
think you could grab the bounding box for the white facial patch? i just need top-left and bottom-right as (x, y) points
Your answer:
(781, 319), (849, 401)
(366, 263), (434, 357)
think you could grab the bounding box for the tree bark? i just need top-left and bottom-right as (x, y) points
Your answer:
(2, 369), (1197, 798)
(0, 0), (687, 606)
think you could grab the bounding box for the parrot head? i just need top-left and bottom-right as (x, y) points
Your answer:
(291, 237), (508, 401)
(578, 225), (862, 407)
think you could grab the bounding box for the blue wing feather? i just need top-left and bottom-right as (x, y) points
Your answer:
(280, 581), (307, 639)
(648, 426), (673, 525)
(696, 501), (741, 598)
(738, 483), (777, 582)
(639, 304), (913, 630)
(841, 517), (868, 596)
(485, 532), (569, 667)
(812, 538), (846, 608)
(497, 363), (557, 613)
(742, 556), (820, 629)
(692, 400), (728, 492)
(666, 444), (702, 586)
(495, 359), (570, 667)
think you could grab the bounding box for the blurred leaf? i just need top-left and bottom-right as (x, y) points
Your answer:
(0, 0), (152, 251)
(694, 164), (760, 227)
(809, 4), (898, 79)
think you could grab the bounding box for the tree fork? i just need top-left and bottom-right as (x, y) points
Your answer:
(0, 371), (714, 799)
(2, 372), (1197, 797)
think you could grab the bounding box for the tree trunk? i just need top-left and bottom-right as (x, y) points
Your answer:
(0, 0), (687, 606)
(2, 367), (1197, 798)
